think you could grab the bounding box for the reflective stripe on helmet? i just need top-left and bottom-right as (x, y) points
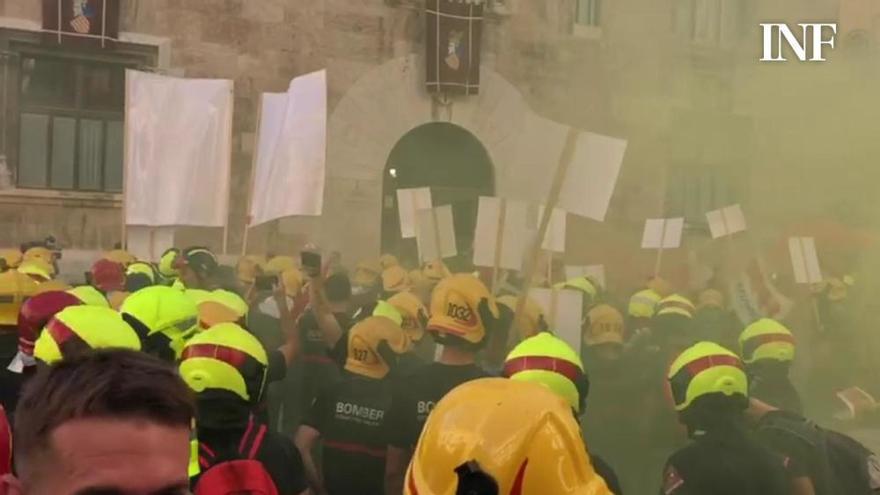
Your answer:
(669, 353), (743, 408)
(741, 333), (795, 361)
(502, 355), (583, 383)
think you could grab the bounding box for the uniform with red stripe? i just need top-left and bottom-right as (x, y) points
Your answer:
(295, 316), (410, 495)
(179, 323), (308, 495)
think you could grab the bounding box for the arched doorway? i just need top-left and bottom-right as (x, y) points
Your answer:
(381, 123), (494, 267)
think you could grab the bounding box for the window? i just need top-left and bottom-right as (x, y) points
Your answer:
(666, 166), (734, 225)
(673, 0), (744, 47)
(17, 55), (125, 192)
(576, 0), (601, 27)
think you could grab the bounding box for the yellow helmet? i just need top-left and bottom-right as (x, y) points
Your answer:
(18, 259), (54, 281)
(738, 318), (795, 364)
(22, 247), (54, 265)
(125, 261), (158, 292)
(422, 259), (451, 284)
(556, 277), (599, 299)
(497, 295), (547, 339)
(158, 248), (181, 279)
(383, 291), (428, 342)
(264, 255), (297, 275)
(405, 378), (612, 495)
(427, 274), (498, 346)
(120, 286), (199, 358)
(668, 341), (748, 411)
(34, 306), (141, 364)
(179, 322), (268, 403)
(503, 333), (588, 413)
(184, 289), (211, 306)
(107, 291), (130, 310)
(655, 294), (696, 319)
(0, 250), (22, 270)
(697, 289), (725, 310)
(379, 254), (400, 270)
(627, 289), (661, 319)
(583, 304), (625, 346)
(66, 285), (110, 308)
(345, 316), (410, 379)
(382, 266), (411, 294)
(103, 249), (137, 267)
(353, 258), (382, 287)
(236, 255), (266, 284)
(198, 289), (249, 329)
(0, 271), (39, 326)
(33, 279), (70, 295)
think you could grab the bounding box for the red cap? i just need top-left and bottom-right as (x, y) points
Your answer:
(91, 259), (125, 292)
(17, 291), (81, 356)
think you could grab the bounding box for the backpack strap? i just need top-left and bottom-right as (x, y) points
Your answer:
(237, 416), (268, 461)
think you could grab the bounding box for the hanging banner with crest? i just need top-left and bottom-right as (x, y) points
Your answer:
(426, 0), (484, 95)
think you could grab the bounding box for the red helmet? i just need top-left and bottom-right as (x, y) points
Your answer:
(91, 259), (125, 293)
(17, 291), (81, 357)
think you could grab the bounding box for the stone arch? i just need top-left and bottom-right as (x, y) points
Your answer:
(320, 53), (532, 263)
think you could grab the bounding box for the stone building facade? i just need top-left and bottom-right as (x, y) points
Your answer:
(0, 0), (876, 291)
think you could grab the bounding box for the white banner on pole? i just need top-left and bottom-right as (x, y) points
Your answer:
(249, 70), (327, 226)
(473, 197), (529, 271)
(706, 204), (747, 239)
(416, 205), (457, 262)
(565, 265), (605, 288)
(126, 227), (174, 262)
(529, 288), (583, 351)
(642, 218), (684, 249)
(397, 188), (433, 239)
(538, 205), (567, 253)
(558, 132), (627, 222)
(789, 237), (822, 284)
(124, 70), (233, 227)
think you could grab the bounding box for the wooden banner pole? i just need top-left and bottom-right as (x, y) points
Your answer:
(121, 71), (131, 249)
(241, 95), (264, 256)
(490, 199), (507, 295)
(511, 128), (579, 335)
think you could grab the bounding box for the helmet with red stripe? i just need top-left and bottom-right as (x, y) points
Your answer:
(668, 341), (748, 412)
(33, 306), (141, 364)
(738, 318), (795, 364)
(502, 332), (588, 413)
(17, 291), (82, 358)
(179, 323), (268, 404)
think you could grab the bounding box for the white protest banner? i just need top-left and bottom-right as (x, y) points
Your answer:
(397, 188), (433, 238)
(125, 226), (174, 262)
(643, 217), (684, 277)
(558, 132), (627, 222)
(529, 288), (584, 351)
(124, 70), (233, 229)
(538, 205), (567, 252)
(565, 265), (605, 288)
(641, 218), (684, 249)
(706, 204), (747, 239)
(248, 69), (327, 227)
(789, 237), (822, 284)
(416, 205), (457, 262)
(728, 257), (794, 325)
(472, 197), (529, 271)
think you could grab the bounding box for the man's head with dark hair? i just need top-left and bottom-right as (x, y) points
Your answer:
(325, 273), (352, 304)
(3, 350), (194, 495)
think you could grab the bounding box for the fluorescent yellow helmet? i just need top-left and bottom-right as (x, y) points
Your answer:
(18, 260), (54, 281)
(405, 378), (612, 495)
(158, 248), (181, 278)
(628, 289), (661, 318)
(656, 294), (696, 319)
(22, 247), (53, 265)
(34, 306), (141, 364)
(738, 318), (795, 364)
(66, 285), (110, 308)
(668, 341), (748, 411)
(503, 333), (587, 413)
(179, 322), (268, 403)
(120, 286), (199, 358)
